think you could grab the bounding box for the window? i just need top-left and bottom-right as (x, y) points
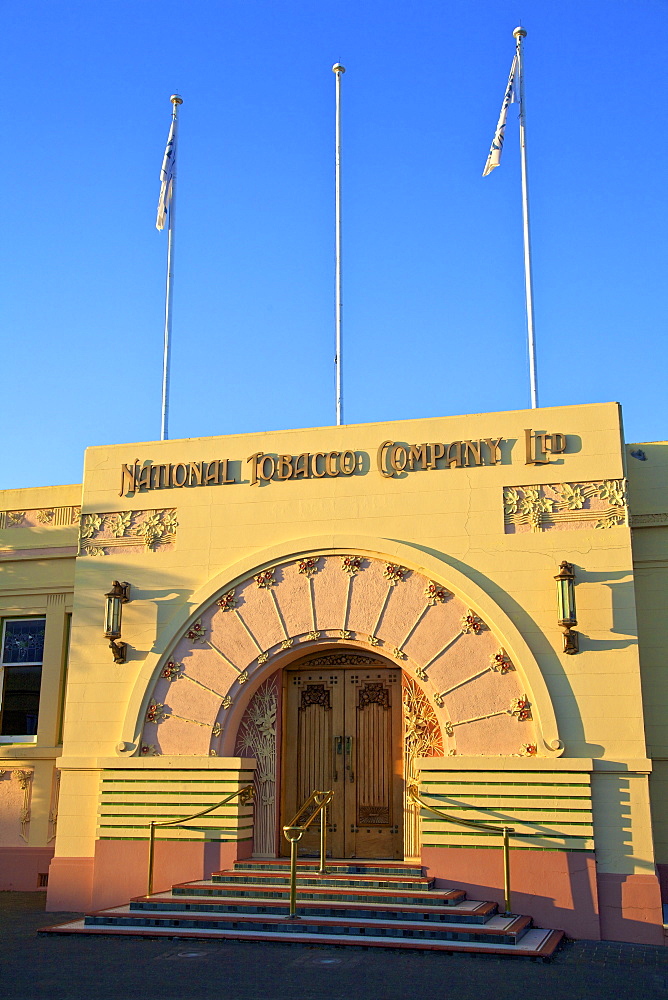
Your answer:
(0, 618), (46, 737)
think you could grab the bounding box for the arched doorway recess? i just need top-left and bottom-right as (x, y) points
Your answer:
(132, 548), (561, 859)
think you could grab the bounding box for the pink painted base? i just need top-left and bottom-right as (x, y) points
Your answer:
(421, 847), (664, 944)
(46, 856), (94, 911)
(46, 839), (252, 912)
(597, 873), (664, 945)
(0, 846), (54, 891)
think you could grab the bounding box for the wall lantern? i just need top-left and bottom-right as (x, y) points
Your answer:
(104, 581), (131, 663)
(554, 561), (578, 654)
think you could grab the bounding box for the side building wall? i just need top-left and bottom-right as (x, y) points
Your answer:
(627, 441), (668, 910)
(0, 484), (80, 890)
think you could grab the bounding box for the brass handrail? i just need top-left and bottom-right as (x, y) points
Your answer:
(147, 783), (254, 895)
(282, 789), (333, 919)
(408, 785), (515, 915)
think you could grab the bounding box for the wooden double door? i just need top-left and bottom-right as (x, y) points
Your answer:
(282, 656), (403, 859)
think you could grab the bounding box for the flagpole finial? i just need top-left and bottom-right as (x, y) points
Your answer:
(513, 26), (527, 39)
(170, 94), (183, 105)
(332, 63), (345, 74)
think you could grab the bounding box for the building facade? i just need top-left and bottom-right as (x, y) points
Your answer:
(0, 402), (666, 944)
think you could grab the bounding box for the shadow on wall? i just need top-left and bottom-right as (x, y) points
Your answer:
(423, 847), (663, 944)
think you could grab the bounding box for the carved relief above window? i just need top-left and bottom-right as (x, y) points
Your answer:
(0, 506), (80, 529)
(78, 508), (177, 555)
(504, 480), (627, 533)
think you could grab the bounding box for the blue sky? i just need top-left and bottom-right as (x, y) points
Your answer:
(2, 0), (667, 490)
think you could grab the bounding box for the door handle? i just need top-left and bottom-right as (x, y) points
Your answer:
(333, 736), (343, 781)
(345, 736), (354, 783)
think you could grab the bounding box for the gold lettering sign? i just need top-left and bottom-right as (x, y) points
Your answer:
(118, 430), (569, 495)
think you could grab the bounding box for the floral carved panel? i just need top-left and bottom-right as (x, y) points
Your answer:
(0, 506), (81, 529)
(503, 480), (627, 533)
(234, 676), (278, 856)
(79, 509), (177, 556)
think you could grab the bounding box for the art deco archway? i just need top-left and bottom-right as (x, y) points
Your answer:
(124, 544), (561, 856)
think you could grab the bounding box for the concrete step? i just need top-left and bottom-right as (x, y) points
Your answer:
(129, 891), (498, 924)
(40, 916), (564, 959)
(172, 879), (467, 907)
(233, 860), (426, 878)
(79, 905), (533, 945)
(212, 870), (434, 891)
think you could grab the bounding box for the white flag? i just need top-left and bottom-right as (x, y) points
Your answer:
(156, 120), (176, 230)
(482, 54), (518, 177)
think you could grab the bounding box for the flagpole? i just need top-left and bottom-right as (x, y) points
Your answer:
(160, 94), (183, 442)
(513, 27), (538, 409)
(332, 64), (345, 426)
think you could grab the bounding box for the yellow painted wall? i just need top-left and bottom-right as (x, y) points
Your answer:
(0, 403), (661, 886)
(627, 441), (668, 870)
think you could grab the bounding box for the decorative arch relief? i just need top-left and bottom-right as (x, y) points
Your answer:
(140, 553), (552, 761)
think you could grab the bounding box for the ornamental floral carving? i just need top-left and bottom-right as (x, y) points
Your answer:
(79, 508), (177, 554)
(212, 723), (222, 738)
(509, 696), (532, 722)
(425, 582), (449, 605)
(140, 744), (159, 756)
(161, 661), (183, 681)
(281, 638), (294, 650)
(145, 701), (167, 724)
(384, 563), (407, 586)
(109, 511), (133, 537)
(340, 629), (352, 639)
(12, 769), (32, 790)
(257, 652), (269, 664)
(461, 611), (484, 634)
(185, 621), (206, 643)
(490, 650), (514, 673)
(221, 695), (233, 710)
(0, 506), (81, 529)
(393, 648), (407, 660)
(254, 569), (275, 589)
(235, 677), (278, 855)
(80, 513), (103, 540)
(306, 630), (321, 640)
(216, 589), (237, 611)
(504, 480), (628, 533)
(238, 671), (249, 684)
(298, 557), (319, 577)
(341, 555), (363, 576)
(521, 743), (538, 756)
(368, 635), (380, 646)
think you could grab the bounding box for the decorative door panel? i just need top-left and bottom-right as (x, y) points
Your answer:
(282, 668), (345, 857)
(282, 656), (402, 860)
(344, 668), (403, 859)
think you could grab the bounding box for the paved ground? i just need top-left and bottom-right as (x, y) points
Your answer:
(2, 893), (667, 1000)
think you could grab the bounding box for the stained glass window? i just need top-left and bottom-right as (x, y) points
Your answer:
(1, 618), (46, 736)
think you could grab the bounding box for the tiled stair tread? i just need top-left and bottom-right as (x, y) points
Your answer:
(131, 892), (494, 918)
(234, 862), (425, 876)
(213, 872), (434, 890)
(176, 880), (466, 903)
(84, 905), (531, 938)
(39, 919), (563, 957)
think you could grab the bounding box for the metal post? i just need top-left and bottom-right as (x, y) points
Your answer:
(502, 826), (512, 915)
(288, 834), (299, 919)
(160, 94), (183, 441)
(147, 821), (156, 896)
(332, 64), (345, 426)
(319, 801), (328, 874)
(513, 27), (538, 410)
